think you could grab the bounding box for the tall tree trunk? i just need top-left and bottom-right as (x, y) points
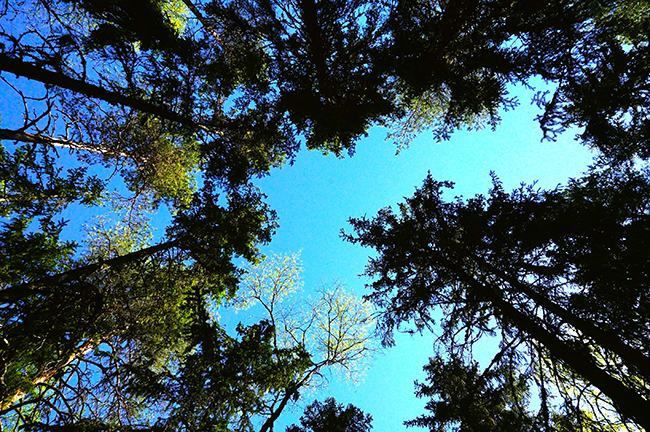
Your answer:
(259, 384), (298, 432)
(0, 54), (212, 132)
(180, 0), (221, 43)
(473, 255), (650, 380)
(0, 128), (131, 158)
(1, 338), (98, 412)
(0, 239), (180, 303)
(259, 366), (320, 432)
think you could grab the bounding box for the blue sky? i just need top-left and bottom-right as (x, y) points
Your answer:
(246, 81), (596, 430)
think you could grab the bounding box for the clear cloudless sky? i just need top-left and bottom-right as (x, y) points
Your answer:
(246, 80), (596, 431)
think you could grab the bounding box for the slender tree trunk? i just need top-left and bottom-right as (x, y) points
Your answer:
(259, 384), (298, 432)
(259, 366), (320, 432)
(0, 128), (131, 158)
(1, 338), (98, 411)
(0, 239), (180, 303)
(180, 0), (221, 43)
(435, 252), (650, 430)
(0, 54), (211, 132)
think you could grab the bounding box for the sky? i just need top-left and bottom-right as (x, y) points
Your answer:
(243, 80), (596, 431)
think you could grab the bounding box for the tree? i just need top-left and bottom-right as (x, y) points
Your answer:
(226, 253), (377, 432)
(345, 166), (650, 430)
(406, 354), (537, 432)
(286, 398), (373, 432)
(124, 314), (312, 432)
(0, 0), (285, 407)
(407, 349), (626, 432)
(17, 252), (376, 432)
(383, 0), (650, 157)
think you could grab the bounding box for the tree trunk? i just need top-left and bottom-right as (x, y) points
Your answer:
(259, 384), (298, 432)
(1, 338), (98, 412)
(259, 366), (320, 432)
(0, 239), (180, 303)
(473, 255), (650, 380)
(436, 252), (650, 430)
(180, 0), (221, 43)
(0, 128), (131, 158)
(0, 54), (211, 132)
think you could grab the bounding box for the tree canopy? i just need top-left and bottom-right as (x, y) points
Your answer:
(3, 0), (650, 430)
(2, 0), (650, 282)
(406, 354), (537, 432)
(286, 398), (373, 432)
(226, 253), (376, 432)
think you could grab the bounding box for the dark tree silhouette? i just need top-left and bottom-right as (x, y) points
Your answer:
(345, 166), (650, 429)
(286, 398), (372, 432)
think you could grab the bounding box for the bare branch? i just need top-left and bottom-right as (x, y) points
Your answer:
(0, 127), (132, 158)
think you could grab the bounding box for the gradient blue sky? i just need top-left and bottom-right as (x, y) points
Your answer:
(247, 81), (596, 431)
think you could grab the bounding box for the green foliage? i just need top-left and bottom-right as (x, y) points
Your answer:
(531, 0), (650, 162)
(101, 115), (200, 209)
(0, 217), (76, 287)
(382, 0), (650, 159)
(0, 243), (210, 428)
(160, 0), (191, 35)
(126, 316), (311, 432)
(202, 253), (378, 431)
(388, 88), (493, 151)
(0, 144), (104, 219)
(168, 183), (278, 294)
(207, 0), (394, 155)
(65, 0), (188, 51)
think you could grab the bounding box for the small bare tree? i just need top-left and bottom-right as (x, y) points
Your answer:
(227, 253), (376, 432)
